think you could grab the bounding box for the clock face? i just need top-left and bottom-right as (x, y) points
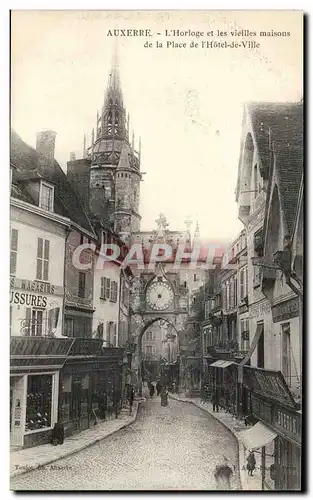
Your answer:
(146, 281), (174, 311)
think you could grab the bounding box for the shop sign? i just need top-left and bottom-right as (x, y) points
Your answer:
(272, 298), (299, 323)
(10, 336), (74, 357)
(10, 277), (64, 296)
(243, 366), (297, 409)
(273, 407), (301, 444)
(10, 291), (48, 308)
(250, 301), (271, 319)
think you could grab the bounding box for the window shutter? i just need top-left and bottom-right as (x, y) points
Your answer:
(100, 277), (105, 298)
(44, 239), (50, 260)
(105, 278), (111, 299)
(37, 238), (43, 258)
(113, 323), (117, 347)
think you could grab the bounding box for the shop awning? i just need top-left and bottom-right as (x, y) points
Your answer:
(239, 422), (277, 451)
(210, 360), (234, 369)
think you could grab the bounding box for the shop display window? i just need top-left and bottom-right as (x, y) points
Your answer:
(25, 374), (52, 431)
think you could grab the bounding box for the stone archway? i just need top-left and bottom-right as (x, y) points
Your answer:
(130, 313), (188, 393)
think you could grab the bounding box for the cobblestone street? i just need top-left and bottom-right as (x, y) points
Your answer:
(11, 395), (241, 491)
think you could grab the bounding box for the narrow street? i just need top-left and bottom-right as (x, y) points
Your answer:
(11, 395), (241, 491)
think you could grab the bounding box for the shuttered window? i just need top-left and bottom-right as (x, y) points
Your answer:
(36, 238), (50, 281)
(10, 229), (18, 275)
(110, 281), (118, 302)
(100, 277), (105, 299)
(105, 278), (111, 299)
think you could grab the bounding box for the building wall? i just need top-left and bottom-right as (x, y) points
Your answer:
(92, 261), (121, 346)
(10, 205), (66, 337)
(64, 229), (94, 337)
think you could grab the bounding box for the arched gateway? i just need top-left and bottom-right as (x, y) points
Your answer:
(127, 213), (207, 394)
(129, 269), (189, 392)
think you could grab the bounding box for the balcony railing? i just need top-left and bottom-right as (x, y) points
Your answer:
(206, 340), (239, 353)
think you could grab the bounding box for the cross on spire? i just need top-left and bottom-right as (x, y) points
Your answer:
(155, 213), (169, 240)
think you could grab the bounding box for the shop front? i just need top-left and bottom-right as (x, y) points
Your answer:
(240, 366), (302, 491)
(209, 359), (238, 414)
(58, 339), (124, 436)
(10, 336), (74, 448)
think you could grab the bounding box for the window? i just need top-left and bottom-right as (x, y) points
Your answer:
(96, 322), (104, 339)
(282, 323), (291, 386)
(241, 318), (250, 351)
(105, 278), (111, 299)
(226, 281), (230, 310)
(112, 323), (117, 347)
(110, 281), (118, 302)
(106, 321), (114, 345)
(257, 323), (265, 368)
(31, 309), (44, 336)
(10, 228), (18, 275)
(145, 345), (155, 356)
(194, 274), (197, 282)
(234, 277), (238, 307)
(25, 374), (52, 431)
(40, 182), (54, 211)
(80, 233), (84, 245)
(78, 272), (86, 298)
(36, 238), (50, 281)
(240, 267), (247, 301)
(145, 331), (155, 341)
(64, 317), (74, 337)
(184, 281), (187, 288)
(253, 264), (262, 287)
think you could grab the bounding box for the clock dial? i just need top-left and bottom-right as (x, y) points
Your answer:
(146, 282), (174, 311)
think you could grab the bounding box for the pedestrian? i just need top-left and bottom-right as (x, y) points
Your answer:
(160, 386), (168, 406)
(50, 421), (64, 445)
(246, 450), (256, 476)
(156, 380), (161, 396)
(212, 390), (219, 412)
(149, 383), (155, 398)
(214, 457), (233, 490)
(129, 386), (135, 415)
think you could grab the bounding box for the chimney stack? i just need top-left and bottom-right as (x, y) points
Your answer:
(36, 130), (57, 165)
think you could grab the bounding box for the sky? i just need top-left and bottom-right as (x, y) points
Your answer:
(11, 10), (302, 243)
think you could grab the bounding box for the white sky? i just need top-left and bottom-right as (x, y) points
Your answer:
(11, 10), (302, 243)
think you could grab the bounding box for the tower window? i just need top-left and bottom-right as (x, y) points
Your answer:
(121, 173), (124, 178)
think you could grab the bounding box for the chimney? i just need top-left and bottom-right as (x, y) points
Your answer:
(70, 152), (76, 161)
(36, 130), (57, 164)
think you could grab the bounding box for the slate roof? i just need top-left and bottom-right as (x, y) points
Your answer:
(248, 101), (303, 234)
(10, 130), (95, 235)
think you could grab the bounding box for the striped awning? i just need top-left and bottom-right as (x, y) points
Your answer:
(239, 421), (277, 451)
(210, 360), (234, 369)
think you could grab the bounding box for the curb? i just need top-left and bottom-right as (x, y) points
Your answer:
(169, 394), (247, 491)
(11, 399), (144, 480)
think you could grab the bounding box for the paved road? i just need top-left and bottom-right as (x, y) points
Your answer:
(11, 395), (241, 491)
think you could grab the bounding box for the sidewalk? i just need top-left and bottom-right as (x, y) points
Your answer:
(169, 393), (262, 491)
(10, 399), (144, 479)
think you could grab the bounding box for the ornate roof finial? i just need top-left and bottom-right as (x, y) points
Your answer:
(155, 213), (169, 240)
(132, 130), (135, 149)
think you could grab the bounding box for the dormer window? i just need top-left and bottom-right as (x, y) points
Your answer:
(40, 181), (54, 212)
